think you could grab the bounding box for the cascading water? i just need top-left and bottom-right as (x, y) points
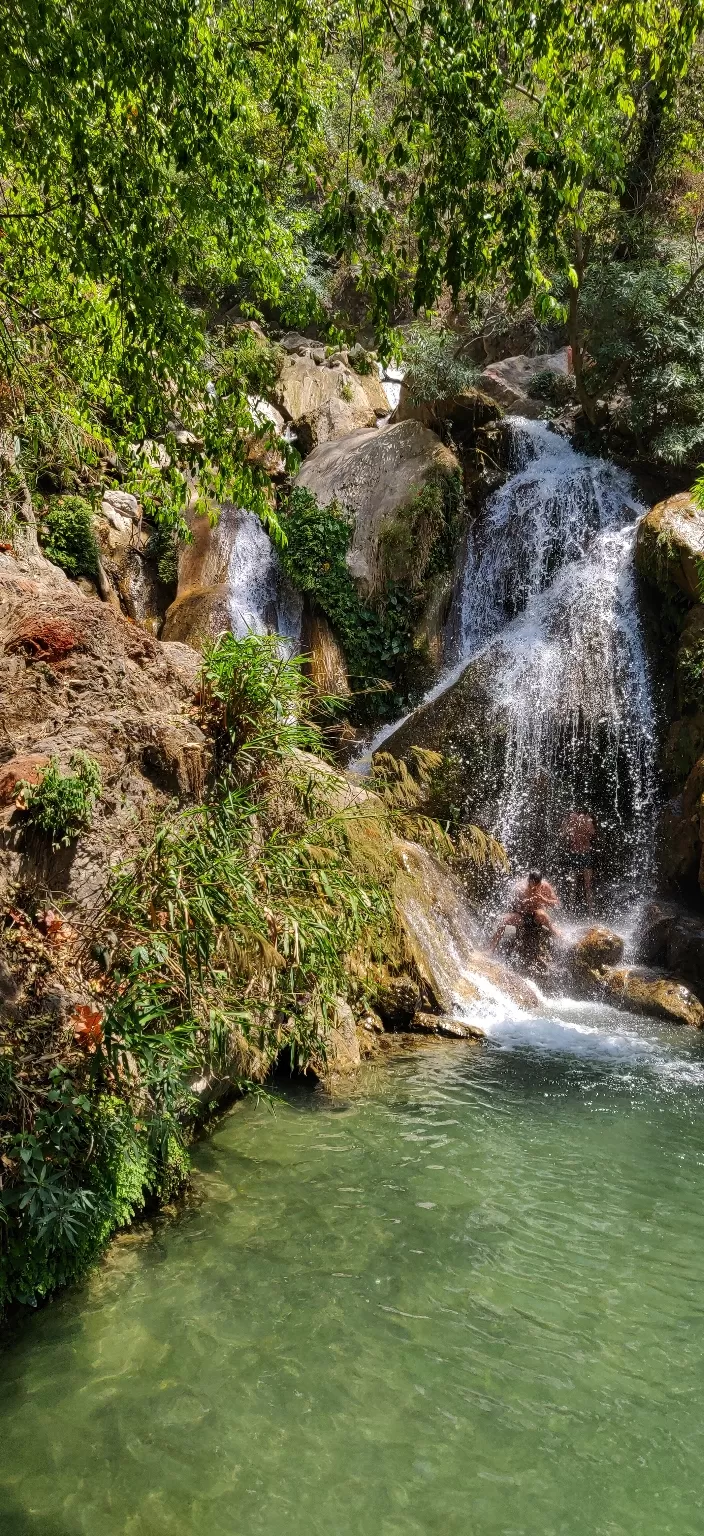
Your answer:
(457, 419), (658, 898)
(221, 507), (302, 650)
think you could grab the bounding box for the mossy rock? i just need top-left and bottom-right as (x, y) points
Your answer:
(676, 604), (704, 712)
(635, 493), (704, 603)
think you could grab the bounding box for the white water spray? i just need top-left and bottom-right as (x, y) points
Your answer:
(457, 420), (658, 890)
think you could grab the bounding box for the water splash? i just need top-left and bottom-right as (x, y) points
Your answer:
(459, 419), (657, 894)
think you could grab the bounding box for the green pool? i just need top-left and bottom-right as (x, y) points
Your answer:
(3, 999), (704, 1535)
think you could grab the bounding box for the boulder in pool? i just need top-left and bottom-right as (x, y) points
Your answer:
(599, 966), (704, 1029)
(570, 926), (625, 979)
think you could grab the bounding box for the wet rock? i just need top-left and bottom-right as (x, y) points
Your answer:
(477, 348), (571, 414)
(663, 716), (704, 790)
(571, 926), (625, 978)
(373, 971), (424, 1027)
(295, 420), (459, 594)
(636, 492), (704, 603)
(412, 1009), (484, 1040)
(392, 383), (501, 436)
(660, 753), (704, 891)
(601, 965), (704, 1028)
(357, 370), (392, 418)
(301, 607), (350, 698)
(162, 506), (284, 651)
(322, 996), (362, 1076)
(638, 900), (704, 1002)
(381, 644), (497, 771)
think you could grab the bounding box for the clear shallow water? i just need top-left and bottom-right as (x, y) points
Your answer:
(3, 1006), (704, 1536)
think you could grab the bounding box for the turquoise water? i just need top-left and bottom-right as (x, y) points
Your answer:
(3, 1000), (704, 1535)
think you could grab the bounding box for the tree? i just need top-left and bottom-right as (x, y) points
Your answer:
(322, 0), (704, 413)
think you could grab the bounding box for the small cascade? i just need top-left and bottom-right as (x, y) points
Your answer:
(394, 842), (540, 1025)
(457, 420), (658, 896)
(223, 507), (302, 650)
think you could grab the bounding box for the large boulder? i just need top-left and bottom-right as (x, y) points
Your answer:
(380, 645), (497, 770)
(570, 926), (625, 979)
(601, 966), (704, 1028)
(295, 420), (459, 594)
(636, 492), (704, 603)
(638, 900), (704, 1001)
(567, 922), (704, 1026)
(271, 353), (384, 452)
(477, 348), (572, 415)
(392, 383), (500, 436)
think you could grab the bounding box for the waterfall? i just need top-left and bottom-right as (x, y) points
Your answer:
(224, 507), (302, 650)
(458, 419), (657, 895)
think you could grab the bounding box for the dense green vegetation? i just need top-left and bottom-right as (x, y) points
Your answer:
(1, 0), (704, 558)
(16, 753), (102, 848)
(0, 636), (400, 1314)
(280, 484), (461, 719)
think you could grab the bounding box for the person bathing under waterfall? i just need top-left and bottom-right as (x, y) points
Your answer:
(560, 809), (596, 914)
(489, 870), (561, 969)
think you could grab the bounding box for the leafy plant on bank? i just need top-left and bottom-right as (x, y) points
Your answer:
(16, 753), (102, 848)
(1, 634), (398, 1314)
(279, 486), (460, 720)
(37, 496), (100, 580)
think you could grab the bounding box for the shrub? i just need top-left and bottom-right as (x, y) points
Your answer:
(38, 495), (100, 579)
(17, 752), (102, 846)
(402, 325), (478, 405)
(579, 261), (704, 465)
(199, 632), (324, 774)
(527, 369), (577, 410)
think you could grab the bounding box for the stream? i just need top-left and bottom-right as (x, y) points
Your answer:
(3, 1009), (704, 1535)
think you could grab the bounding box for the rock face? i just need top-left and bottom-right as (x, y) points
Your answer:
(0, 550), (205, 911)
(272, 353), (386, 452)
(477, 348), (572, 415)
(638, 900), (704, 1001)
(392, 383), (500, 436)
(636, 492), (704, 603)
(301, 608), (350, 697)
(381, 645), (495, 766)
(295, 420), (459, 594)
(161, 506), (294, 652)
(660, 753), (704, 895)
(568, 924), (704, 1026)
